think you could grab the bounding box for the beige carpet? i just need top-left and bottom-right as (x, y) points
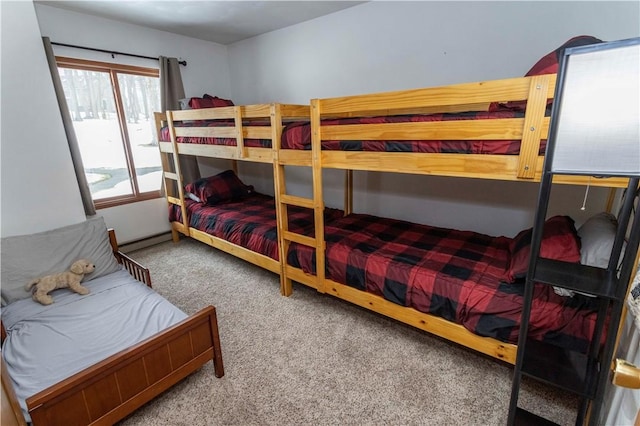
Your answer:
(118, 238), (577, 426)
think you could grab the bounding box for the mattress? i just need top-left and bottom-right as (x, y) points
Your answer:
(170, 193), (343, 260)
(1, 269), (187, 421)
(288, 213), (598, 352)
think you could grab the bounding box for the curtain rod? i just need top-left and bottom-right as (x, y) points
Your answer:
(51, 42), (187, 66)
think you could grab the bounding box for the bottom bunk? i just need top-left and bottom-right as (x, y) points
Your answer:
(169, 191), (343, 275)
(0, 217), (224, 425)
(165, 173), (604, 365)
(286, 212), (606, 364)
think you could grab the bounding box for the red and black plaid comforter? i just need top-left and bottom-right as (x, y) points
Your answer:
(161, 109), (546, 154)
(282, 110), (547, 154)
(160, 120), (273, 147)
(288, 213), (597, 352)
(170, 193), (343, 260)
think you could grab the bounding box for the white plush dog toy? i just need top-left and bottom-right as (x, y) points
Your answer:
(25, 259), (95, 305)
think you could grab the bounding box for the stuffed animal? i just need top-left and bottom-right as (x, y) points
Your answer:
(25, 259), (95, 305)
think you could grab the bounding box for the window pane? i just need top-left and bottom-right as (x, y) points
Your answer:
(117, 73), (162, 193)
(58, 68), (133, 198)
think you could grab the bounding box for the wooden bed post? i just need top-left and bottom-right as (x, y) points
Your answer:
(516, 74), (554, 180)
(344, 169), (353, 216)
(271, 103), (293, 296)
(233, 106), (246, 160)
(166, 110), (190, 237)
(311, 99), (327, 293)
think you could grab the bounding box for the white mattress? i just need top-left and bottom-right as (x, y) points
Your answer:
(1, 269), (187, 421)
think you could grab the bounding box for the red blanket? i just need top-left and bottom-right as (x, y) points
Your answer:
(288, 213), (596, 352)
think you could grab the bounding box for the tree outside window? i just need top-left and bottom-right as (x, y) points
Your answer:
(57, 57), (161, 208)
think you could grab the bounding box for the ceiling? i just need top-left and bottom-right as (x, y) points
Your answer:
(36, 1), (366, 45)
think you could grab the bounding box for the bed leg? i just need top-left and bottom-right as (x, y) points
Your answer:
(171, 229), (180, 243)
(280, 275), (293, 297)
(209, 307), (225, 378)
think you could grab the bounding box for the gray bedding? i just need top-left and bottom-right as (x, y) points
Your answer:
(1, 269), (187, 421)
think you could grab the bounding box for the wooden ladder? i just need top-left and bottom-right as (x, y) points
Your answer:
(272, 103), (326, 296)
(154, 111), (189, 242)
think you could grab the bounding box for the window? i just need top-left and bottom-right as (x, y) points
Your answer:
(56, 57), (161, 209)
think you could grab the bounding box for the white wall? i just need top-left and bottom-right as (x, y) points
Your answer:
(1, 1), (86, 237)
(228, 1), (640, 236)
(32, 3), (233, 243)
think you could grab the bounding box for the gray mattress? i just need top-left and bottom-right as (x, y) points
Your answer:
(1, 269), (187, 421)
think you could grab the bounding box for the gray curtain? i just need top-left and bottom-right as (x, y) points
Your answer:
(159, 56), (200, 186)
(42, 37), (96, 216)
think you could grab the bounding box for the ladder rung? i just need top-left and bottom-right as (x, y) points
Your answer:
(282, 231), (316, 247)
(167, 196), (182, 206)
(164, 171), (178, 181)
(280, 194), (315, 209)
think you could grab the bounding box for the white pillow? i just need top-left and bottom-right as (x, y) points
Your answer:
(554, 212), (619, 298)
(577, 212), (618, 268)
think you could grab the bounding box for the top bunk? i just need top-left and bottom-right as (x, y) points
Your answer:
(155, 100), (311, 165)
(310, 74), (627, 187)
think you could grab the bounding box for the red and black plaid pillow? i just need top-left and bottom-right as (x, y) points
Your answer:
(505, 215), (581, 282)
(184, 170), (253, 206)
(188, 94), (234, 109)
(490, 35), (603, 112)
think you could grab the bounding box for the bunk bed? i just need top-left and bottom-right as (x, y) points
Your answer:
(0, 217), (224, 425)
(274, 71), (631, 365)
(156, 38), (630, 365)
(154, 102), (317, 293)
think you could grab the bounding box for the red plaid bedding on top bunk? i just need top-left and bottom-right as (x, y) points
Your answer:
(160, 121), (273, 147)
(160, 109), (546, 154)
(170, 193), (343, 260)
(287, 213), (597, 352)
(282, 109), (548, 154)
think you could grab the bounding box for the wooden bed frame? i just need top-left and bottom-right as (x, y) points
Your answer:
(156, 75), (629, 366)
(0, 229), (224, 426)
(154, 103), (311, 293)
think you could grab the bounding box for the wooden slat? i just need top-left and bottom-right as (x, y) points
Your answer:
(316, 76), (549, 115)
(280, 194), (315, 209)
(171, 107), (235, 121)
(323, 279), (517, 363)
(174, 127), (236, 138)
(321, 118), (527, 141)
(158, 141), (173, 153)
(166, 196), (182, 206)
(284, 265), (318, 289)
(244, 126), (272, 139)
(163, 171), (178, 181)
(239, 104), (272, 118)
(282, 231), (316, 248)
(174, 143), (274, 163)
(322, 151), (520, 179)
(278, 150), (313, 166)
(188, 228), (281, 274)
(516, 74), (551, 179)
(279, 104), (310, 119)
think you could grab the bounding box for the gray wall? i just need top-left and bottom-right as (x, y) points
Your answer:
(1, 1), (86, 236)
(227, 1), (640, 236)
(0, 2), (232, 242)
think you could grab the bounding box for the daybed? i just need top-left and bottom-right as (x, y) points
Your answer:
(0, 217), (224, 425)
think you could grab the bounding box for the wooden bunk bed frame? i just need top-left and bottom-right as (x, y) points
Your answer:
(154, 103), (310, 293)
(279, 74), (629, 366)
(1, 229), (224, 426)
(157, 75), (629, 366)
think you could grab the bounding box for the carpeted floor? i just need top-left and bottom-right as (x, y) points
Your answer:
(118, 238), (578, 426)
